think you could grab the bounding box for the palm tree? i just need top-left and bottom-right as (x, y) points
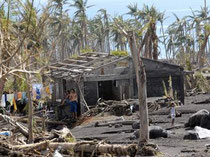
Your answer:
(49, 0), (71, 61)
(127, 5), (164, 60)
(89, 15), (105, 52)
(98, 9), (110, 53)
(112, 16), (128, 51)
(71, 0), (93, 49)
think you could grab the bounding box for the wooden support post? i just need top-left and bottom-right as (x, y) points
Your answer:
(52, 78), (57, 105)
(77, 82), (90, 111)
(27, 74), (33, 143)
(42, 110), (46, 132)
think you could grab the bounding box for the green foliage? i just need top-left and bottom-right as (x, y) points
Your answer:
(162, 80), (168, 97)
(162, 75), (174, 99)
(71, 54), (79, 59)
(65, 136), (76, 143)
(35, 73), (42, 82)
(111, 50), (128, 56)
(204, 24), (210, 33)
(4, 79), (14, 92)
(186, 58), (192, 71)
(194, 72), (210, 93)
(81, 47), (93, 53)
(4, 75), (28, 92)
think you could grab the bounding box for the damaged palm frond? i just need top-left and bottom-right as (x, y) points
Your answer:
(194, 71), (210, 93)
(162, 75), (173, 99)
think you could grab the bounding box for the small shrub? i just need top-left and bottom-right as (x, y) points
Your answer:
(111, 50), (128, 56)
(81, 47), (93, 53)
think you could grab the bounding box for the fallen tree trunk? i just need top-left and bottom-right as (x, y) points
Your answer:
(0, 113), (28, 137)
(11, 141), (137, 156)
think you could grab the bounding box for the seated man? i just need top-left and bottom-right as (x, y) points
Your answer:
(69, 89), (78, 120)
(59, 90), (71, 119)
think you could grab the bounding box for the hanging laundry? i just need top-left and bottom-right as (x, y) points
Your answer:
(7, 94), (14, 105)
(1, 95), (6, 107)
(36, 88), (41, 99)
(13, 98), (17, 111)
(17, 92), (22, 101)
(22, 92), (27, 101)
(46, 86), (51, 95)
(32, 84), (43, 100)
(41, 87), (47, 99)
(4, 93), (7, 103)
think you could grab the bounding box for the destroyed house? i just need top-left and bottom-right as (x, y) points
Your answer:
(50, 52), (184, 115)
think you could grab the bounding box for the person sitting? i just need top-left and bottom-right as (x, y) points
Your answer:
(61, 90), (70, 106)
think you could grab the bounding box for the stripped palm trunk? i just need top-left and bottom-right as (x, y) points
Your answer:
(128, 32), (149, 144)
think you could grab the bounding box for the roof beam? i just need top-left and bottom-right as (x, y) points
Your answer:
(49, 66), (83, 73)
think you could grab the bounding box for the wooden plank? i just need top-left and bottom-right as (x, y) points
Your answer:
(57, 62), (94, 69)
(65, 58), (88, 63)
(83, 74), (130, 82)
(91, 56), (129, 72)
(146, 71), (182, 78)
(81, 56), (107, 67)
(78, 56), (99, 60)
(49, 66), (83, 73)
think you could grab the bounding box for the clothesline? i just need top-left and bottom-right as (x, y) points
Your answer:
(0, 85), (52, 107)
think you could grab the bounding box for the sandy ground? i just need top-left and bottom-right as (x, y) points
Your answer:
(71, 93), (210, 157)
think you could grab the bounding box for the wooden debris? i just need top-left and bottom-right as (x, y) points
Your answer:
(0, 114), (29, 137)
(10, 141), (137, 157)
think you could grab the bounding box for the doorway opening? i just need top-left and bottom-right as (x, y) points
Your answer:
(98, 81), (113, 100)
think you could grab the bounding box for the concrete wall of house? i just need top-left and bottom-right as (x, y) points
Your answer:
(132, 58), (184, 103)
(54, 57), (184, 110)
(111, 80), (130, 101)
(133, 75), (183, 101)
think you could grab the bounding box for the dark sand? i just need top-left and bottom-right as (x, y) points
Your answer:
(72, 93), (210, 156)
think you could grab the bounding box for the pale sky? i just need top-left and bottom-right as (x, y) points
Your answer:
(37, 0), (208, 58)
(38, 0), (208, 26)
(86, 0), (207, 25)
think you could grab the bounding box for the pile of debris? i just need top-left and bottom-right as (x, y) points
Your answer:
(0, 112), (140, 157)
(83, 97), (176, 118)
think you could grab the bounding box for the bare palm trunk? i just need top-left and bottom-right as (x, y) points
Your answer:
(152, 23), (158, 60)
(198, 34), (209, 67)
(128, 32), (149, 144)
(107, 32), (111, 54)
(84, 20), (88, 48)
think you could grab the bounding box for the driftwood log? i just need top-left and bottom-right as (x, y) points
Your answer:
(0, 113), (29, 137)
(10, 141), (137, 156)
